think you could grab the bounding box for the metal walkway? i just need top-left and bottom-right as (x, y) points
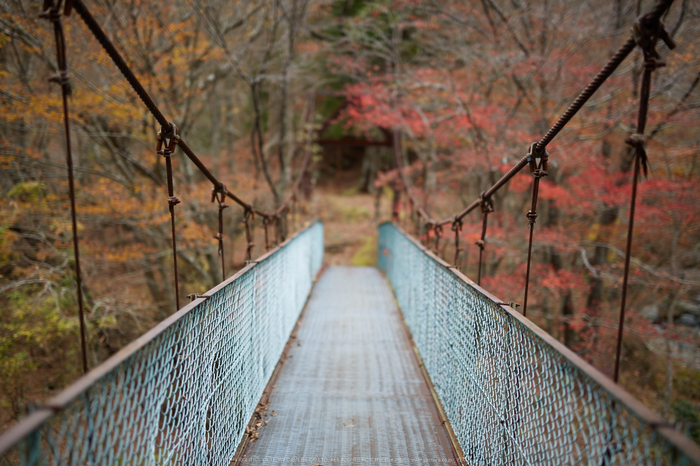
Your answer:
(241, 266), (456, 464)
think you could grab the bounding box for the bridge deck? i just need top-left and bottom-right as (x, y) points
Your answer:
(240, 266), (456, 464)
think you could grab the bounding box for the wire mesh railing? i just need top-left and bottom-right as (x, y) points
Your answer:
(0, 221), (323, 466)
(378, 222), (700, 466)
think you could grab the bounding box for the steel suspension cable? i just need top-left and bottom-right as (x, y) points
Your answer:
(71, 0), (314, 221)
(475, 195), (494, 286)
(263, 216), (271, 251)
(392, 178), (401, 222)
(243, 208), (255, 262)
(42, 0), (88, 374)
(156, 126), (181, 309)
(614, 10), (674, 384)
(433, 223), (443, 256)
(212, 188), (228, 281)
(389, 0), (676, 231)
(67, 0), (321, 313)
(384, 1), (677, 341)
(451, 218), (463, 266)
(522, 144), (549, 317)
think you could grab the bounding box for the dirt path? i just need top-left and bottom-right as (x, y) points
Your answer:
(311, 169), (389, 266)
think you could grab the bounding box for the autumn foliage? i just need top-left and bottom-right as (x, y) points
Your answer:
(1, 0), (699, 440)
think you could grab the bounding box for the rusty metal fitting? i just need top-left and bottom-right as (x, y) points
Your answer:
(40, 0), (74, 17)
(645, 57), (666, 70)
(213, 233), (223, 240)
(211, 184), (228, 203)
(39, 4), (62, 22)
(526, 142), (549, 175)
(633, 15), (675, 53)
(451, 217), (463, 233)
(243, 206), (254, 221)
(655, 20), (676, 50)
(475, 239), (485, 250)
(48, 72), (72, 94)
(479, 192), (494, 215)
(526, 210), (538, 226)
(157, 123), (180, 156)
(167, 195), (181, 206)
(631, 15), (675, 75)
(533, 169), (548, 179)
(625, 133), (646, 149)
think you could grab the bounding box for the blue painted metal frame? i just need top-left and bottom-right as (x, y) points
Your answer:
(0, 222), (324, 465)
(378, 222), (700, 465)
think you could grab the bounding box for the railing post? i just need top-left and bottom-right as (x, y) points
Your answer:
(157, 124), (181, 310)
(613, 11), (674, 383)
(522, 143), (548, 317)
(41, 0), (89, 373)
(392, 177), (401, 222)
(212, 186), (229, 282)
(452, 218), (463, 266)
(476, 194), (494, 287)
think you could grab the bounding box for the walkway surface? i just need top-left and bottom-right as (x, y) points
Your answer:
(241, 266), (456, 464)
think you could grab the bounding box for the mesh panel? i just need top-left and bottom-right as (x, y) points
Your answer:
(0, 222), (323, 466)
(378, 222), (697, 466)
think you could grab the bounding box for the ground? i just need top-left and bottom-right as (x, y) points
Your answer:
(314, 163), (383, 267)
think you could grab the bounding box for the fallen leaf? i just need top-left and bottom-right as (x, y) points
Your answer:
(343, 423), (354, 427)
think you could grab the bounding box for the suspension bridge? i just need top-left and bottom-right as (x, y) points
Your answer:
(1, 0), (700, 464)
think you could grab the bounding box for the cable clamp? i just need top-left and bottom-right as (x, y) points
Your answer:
(526, 142), (549, 177)
(479, 192), (494, 215)
(632, 14), (675, 55)
(211, 185), (228, 207)
(157, 123), (179, 156)
(243, 205), (255, 222)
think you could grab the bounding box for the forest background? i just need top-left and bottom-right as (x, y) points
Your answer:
(1, 0), (699, 441)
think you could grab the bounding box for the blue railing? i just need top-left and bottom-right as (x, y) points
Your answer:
(0, 222), (324, 465)
(378, 222), (700, 465)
